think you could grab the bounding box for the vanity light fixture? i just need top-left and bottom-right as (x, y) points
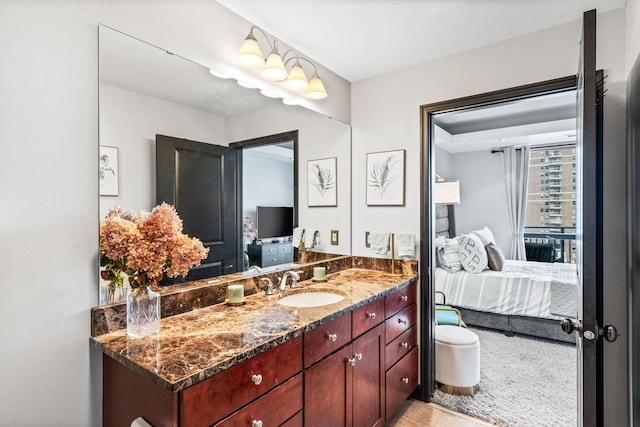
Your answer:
(237, 26), (328, 100)
(237, 80), (258, 89)
(282, 98), (298, 106)
(260, 88), (280, 98)
(209, 69), (232, 79)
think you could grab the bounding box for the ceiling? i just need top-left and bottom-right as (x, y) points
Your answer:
(433, 90), (577, 154)
(216, 0), (626, 82)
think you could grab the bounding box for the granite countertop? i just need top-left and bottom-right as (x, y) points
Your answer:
(91, 268), (417, 393)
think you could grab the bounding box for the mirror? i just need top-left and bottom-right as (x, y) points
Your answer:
(98, 25), (351, 303)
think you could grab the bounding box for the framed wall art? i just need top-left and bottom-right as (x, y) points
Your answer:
(366, 149), (405, 206)
(99, 145), (119, 196)
(307, 157), (337, 207)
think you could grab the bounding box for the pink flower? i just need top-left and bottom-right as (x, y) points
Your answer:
(99, 203), (209, 291)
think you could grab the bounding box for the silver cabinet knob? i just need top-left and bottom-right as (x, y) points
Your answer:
(251, 374), (263, 385)
(398, 318), (408, 325)
(367, 312), (376, 320)
(400, 342), (409, 349)
(401, 295), (409, 302)
(252, 420), (263, 427)
(327, 333), (337, 342)
(355, 352), (363, 361)
(348, 357), (357, 366)
(402, 377), (409, 384)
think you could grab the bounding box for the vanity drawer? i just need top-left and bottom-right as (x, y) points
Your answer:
(385, 280), (417, 318)
(213, 374), (303, 427)
(385, 347), (419, 421)
(260, 253), (285, 267)
(352, 297), (384, 338)
(181, 336), (303, 426)
(385, 303), (416, 344)
(385, 325), (417, 369)
(304, 313), (352, 368)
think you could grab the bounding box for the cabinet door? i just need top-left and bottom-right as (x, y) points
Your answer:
(352, 324), (385, 427)
(385, 347), (419, 421)
(304, 344), (353, 427)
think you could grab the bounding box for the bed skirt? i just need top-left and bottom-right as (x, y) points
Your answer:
(457, 307), (576, 344)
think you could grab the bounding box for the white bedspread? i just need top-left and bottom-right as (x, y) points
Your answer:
(435, 260), (578, 320)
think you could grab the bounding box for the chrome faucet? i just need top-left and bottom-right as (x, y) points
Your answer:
(279, 270), (303, 291)
(260, 277), (274, 295)
(247, 265), (262, 274)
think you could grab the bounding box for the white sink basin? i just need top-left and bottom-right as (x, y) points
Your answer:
(278, 292), (344, 308)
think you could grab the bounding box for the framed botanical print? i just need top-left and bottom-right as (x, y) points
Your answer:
(307, 157), (337, 207)
(366, 149), (405, 206)
(99, 145), (119, 196)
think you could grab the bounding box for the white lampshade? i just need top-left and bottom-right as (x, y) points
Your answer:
(285, 63), (309, 91)
(434, 180), (460, 204)
(236, 34), (265, 68)
(305, 73), (328, 100)
(262, 53), (288, 81)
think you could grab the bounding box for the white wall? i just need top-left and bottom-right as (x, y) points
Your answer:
(0, 1), (349, 426)
(352, 8), (629, 424)
(227, 102), (352, 256)
(449, 150), (511, 254)
(627, 0), (640, 77)
(100, 83), (226, 217)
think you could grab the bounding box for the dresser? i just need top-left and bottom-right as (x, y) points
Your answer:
(247, 242), (293, 267)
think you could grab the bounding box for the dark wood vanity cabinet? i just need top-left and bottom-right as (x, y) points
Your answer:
(383, 281), (418, 421)
(304, 297), (386, 427)
(102, 279), (418, 427)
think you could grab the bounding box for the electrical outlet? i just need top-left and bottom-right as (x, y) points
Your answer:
(331, 230), (339, 245)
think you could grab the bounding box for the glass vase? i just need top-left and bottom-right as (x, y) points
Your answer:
(126, 287), (161, 338)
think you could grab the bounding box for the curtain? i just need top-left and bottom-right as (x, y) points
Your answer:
(500, 146), (530, 260)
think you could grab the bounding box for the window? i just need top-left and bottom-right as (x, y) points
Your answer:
(526, 145), (577, 229)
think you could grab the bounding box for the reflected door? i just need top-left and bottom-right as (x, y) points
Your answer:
(156, 134), (238, 280)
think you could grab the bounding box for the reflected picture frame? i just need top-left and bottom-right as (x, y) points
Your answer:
(99, 145), (119, 196)
(307, 157), (337, 207)
(366, 149), (405, 206)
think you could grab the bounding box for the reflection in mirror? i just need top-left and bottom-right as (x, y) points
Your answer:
(98, 25), (351, 305)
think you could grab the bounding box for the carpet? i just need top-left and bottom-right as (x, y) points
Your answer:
(431, 327), (577, 427)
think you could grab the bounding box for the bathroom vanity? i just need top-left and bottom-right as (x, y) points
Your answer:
(92, 262), (418, 427)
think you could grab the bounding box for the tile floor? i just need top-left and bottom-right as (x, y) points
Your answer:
(385, 399), (493, 427)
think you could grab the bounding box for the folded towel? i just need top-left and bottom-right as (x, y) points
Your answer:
(396, 233), (416, 257)
(370, 232), (390, 255)
(292, 227), (304, 248)
(304, 229), (319, 249)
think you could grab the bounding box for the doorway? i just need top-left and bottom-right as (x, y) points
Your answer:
(230, 131), (299, 271)
(418, 76), (582, 424)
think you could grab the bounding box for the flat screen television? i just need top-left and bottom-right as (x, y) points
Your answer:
(256, 206), (294, 239)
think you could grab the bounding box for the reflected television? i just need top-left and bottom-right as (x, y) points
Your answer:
(256, 206), (294, 239)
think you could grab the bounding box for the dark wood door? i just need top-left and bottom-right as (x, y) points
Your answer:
(304, 344), (353, 427)
(352, 324), (385, 427)
(156, 134), (238, 280)
(573, 9), (604, 427)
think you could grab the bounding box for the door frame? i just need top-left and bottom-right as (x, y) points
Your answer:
(229, 130), (299, 271)
(416, 75), (577, 401)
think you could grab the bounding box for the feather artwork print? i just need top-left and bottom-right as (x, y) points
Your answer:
(366, 150), (405, 205)
(307, 158), (337, 206)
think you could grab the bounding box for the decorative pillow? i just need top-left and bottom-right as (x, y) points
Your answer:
(436, 238), (462, 272)
(458, 233), (488, 273)
(470, 226), (496, 246)
(486, 243), (506, 271)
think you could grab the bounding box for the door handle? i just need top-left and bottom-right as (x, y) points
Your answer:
(561, 318), (595, 340)
(562, 319), (618, 342)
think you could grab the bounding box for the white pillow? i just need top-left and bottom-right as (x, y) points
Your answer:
(470, 226), (496, 246)
(436, 238), (462, 272)
(458, 233), (488, 273)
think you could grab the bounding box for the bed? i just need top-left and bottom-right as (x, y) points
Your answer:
(433, 205), (578, 343)
(435, 260), (578, 343)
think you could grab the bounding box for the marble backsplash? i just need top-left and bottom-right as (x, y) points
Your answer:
(91, 256), (418, 337)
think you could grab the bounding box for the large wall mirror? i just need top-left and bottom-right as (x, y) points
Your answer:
(98, 25), (351, 304)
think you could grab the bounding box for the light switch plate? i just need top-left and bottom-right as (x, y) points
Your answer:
(331, 230), (339, 245)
